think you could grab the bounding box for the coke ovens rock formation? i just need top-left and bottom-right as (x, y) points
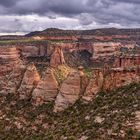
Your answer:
(32, 68), (58, 106)
(53, 70), (81, 112)
(17, 63), (40, 100)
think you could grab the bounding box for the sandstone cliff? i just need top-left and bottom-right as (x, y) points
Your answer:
(17, 63), (40, 100)
(0, 46), (24, 94)
(83, 67), (140, 102)
(50, 46), (65, 67)
(54, 70), (81, 112)
(32, 68), (58, 105)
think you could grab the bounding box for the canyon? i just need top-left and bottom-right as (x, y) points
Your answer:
(0, 28), (140, 111)
(0, 28), (140, 139)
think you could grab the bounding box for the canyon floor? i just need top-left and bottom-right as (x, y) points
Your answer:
(0, 83), (139, 140)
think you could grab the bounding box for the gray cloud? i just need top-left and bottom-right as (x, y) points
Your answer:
(0, 0), (140, 34)
(0, 0), (18, 7)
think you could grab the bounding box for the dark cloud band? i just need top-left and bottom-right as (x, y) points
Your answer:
(0, 0), (139, 34)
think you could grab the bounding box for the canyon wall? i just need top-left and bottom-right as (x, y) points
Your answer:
(0, 46), (25, 94)
(114, 55), (140, 68)
(83, 67), (140, 102)
(8, 37), (137, 70)
(0, 44), (140, 112)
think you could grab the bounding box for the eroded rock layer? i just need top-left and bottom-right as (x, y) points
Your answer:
(54, 70), (81, 112)
(50, 45), (65, 67)
(32, 68), (58, 105)
(83, 67), (140, 102)
(17, 63), (40, 100)
(0, 46), (24, 94)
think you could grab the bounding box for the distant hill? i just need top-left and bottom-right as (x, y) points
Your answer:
(25, 27), (140, 37)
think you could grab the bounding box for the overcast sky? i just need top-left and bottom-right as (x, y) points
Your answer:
(0, 0), (140, 35)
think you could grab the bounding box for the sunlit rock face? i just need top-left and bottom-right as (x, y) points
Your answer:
(82, 69), (104, 102)
(32, 68), (58, 106)
(114, 55), (140, 68)
(50, 46), (65, 68)
(82, 67), (140, 102)
(0, 46), (24, 94)
(17, 63), (40, 100)
(54, 70), (81, 112)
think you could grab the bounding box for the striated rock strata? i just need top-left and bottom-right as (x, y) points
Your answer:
(54, 70), (81, 112)
(82, 69), (104, 102)
(0, 46), (24, 94)
(83, 67), (140, 102)
(17, 63), (40, 100)
(32, 68), (58, 105)
(50, 46), (65, 67)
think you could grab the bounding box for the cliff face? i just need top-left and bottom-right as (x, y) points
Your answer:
(19, 45), (48, 57)
(0, 45), (140, 112)
(54, 70), (81, 112)
(0, 28), (140, 112)
(83, 67), (140, 102)
(0, 46), (24, 94)
(17, 63), (40, 100)
(0, 28), (140, 139)
(46, 41), (136, 67)
(50, 46), (65, 67)
(32, 68), (58, 105)
(114, 55), (140, 68)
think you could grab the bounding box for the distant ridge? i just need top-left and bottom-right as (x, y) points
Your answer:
(26, 27), (140, 37)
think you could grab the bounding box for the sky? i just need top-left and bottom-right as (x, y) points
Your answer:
(0, 0), (140, 35)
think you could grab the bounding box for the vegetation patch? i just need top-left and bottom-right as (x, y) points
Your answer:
(53, 65), (71, 85)
(0, 83), (139, 139)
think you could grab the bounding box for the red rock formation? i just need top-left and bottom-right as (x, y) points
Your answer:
(32, 68), (58, 106)
(82, 69), (104, 102)
(83, 67), (140, 101)
(78, 66), (89, 96)
(114, 55), (140, 68)
(17, 63), (40, 100)
(0, 46), (24, 94)
(20, 46), (39, 57)
(50, 46), (65, 67)
(54, 70), (81, 112)
(19, 45), (48, 57)
(42, 36), (78, 41)
(91, 42), (122, 60)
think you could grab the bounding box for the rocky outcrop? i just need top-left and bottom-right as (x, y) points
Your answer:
(0, 46), (24, 94)
(32, 68), (58, 105)
(50, 46), (65, 67)
(20, 45), (48, 57)
(17, 63), (40, 100)
(54, 70), (81, 112)
(20, 46), (39, 57)
(113, 54), (140, 68)
(82, 69), (104, 102)
(78, 66), (89, 96)
(83, 67), (140, 101)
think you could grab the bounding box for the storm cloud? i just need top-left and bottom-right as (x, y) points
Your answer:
(0, 0), (140, 34)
